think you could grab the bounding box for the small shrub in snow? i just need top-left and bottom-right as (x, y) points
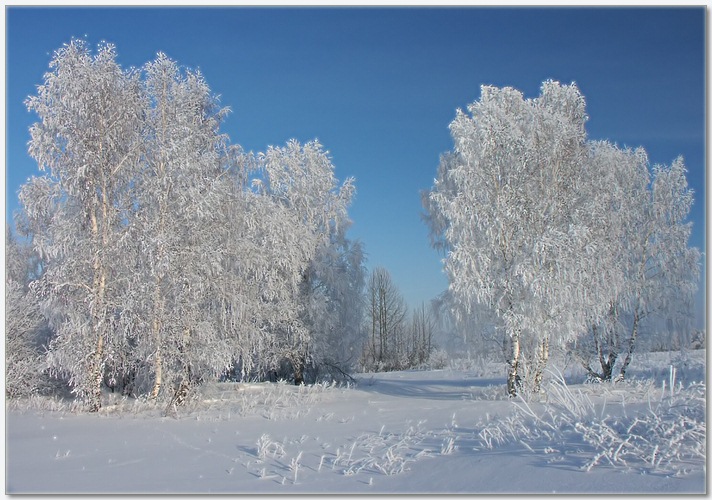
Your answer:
(320, 420), (430, 477)
(427, 348), (449, 370)
(256, 434), (285, 460)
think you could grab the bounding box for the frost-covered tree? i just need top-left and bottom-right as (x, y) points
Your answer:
(209, 140), (360, 385)
(230, 189), (319, 381)
(300, 237), (366, 379)
(424, 81), (610, 396)
(425, 81), (700, 394)
(16, 40), (363, 406)
(125, 53), (236, 403)
(256, 139), (356, 383)
(570, 145), (700, 382)
(209, 150), (272, 382)
(573, 142), (649, 381)
(616, 157), (700, 380)
(5, 226), (51, 397)
(20, 40), (144, 410)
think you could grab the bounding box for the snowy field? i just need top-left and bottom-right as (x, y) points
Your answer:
(6, 350), (705, 494)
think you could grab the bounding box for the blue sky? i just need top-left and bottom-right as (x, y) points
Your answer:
(5, 6), (706, 327)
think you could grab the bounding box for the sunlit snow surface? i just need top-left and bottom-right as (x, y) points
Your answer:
(6, 350), (705, 494)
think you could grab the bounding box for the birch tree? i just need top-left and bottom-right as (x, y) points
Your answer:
(257, 139), (356, 383)
(616, 157), (700, 380)
(17, 40), (364, 403)
(233, 190), (319, 381)
(570, 145), (700, 381)
(210, 149), (274, 382)
(424, 81), (607, 396)
(302, 237), (366, 379)
(20, 40), (144, 410)
(573, 142), (649, 381)
(125, 53), (235, 403)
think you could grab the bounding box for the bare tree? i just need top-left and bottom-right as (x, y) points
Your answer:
(409, 302), (436, 366)
(362, 267), (408, 371)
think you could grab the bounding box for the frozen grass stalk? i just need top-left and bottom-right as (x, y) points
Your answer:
(290, 451), (302, 484)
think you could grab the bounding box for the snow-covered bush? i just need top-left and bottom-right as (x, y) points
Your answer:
(427, 348), (448, 370)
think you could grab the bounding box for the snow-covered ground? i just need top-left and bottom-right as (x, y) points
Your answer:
(6, 350), (705, 494)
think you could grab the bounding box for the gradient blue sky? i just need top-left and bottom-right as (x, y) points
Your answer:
(5, 6), (706, 327)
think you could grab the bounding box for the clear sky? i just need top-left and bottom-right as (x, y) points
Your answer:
(4, 6), (706, 327)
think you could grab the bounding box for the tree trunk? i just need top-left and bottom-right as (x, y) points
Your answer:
(150, 289), (164, 399)
(149, 246), (165, 400)
(294, 359), (304, 385)
(532, 336), (549, 393)
(87, 334), (104, 412)
(618, 240), (650, 382)
(371, 291), (377, 364)
(151, 82), (169, 399)
(601, 349), (617, 381)
(166, 328), (195, 413)
(618, 309), (640, 381)
(506, 329), (522, 397)
(586, 323), (617, 381)
(150, 333), (162, 399)
(167, 378), (191, 414)
(380, 289), (386, 361)
(87, 189), (107, 412)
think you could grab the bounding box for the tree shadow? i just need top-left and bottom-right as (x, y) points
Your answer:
(354, 375), (506, 401)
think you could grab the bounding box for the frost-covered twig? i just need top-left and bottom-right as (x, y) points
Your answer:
(256, 433), (285, 460)
(289, 451), (303, 484)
